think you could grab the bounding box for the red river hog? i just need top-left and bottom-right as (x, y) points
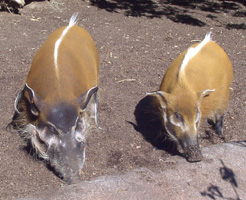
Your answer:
(148, 33), (233, 162)
(9, 13), (99, 183)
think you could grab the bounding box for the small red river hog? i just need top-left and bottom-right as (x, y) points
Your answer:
(9, 13), (99, 183)
(148, 33), (233, 162)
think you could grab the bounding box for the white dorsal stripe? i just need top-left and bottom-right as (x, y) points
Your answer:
(180, 32), (211, 73)
(54, 13), (79, 72)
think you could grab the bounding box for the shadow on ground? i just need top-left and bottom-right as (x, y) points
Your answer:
(89, 0), (246, 28)
(201, 159), (242, 200)
(132, 94), (180, 156)
(1, 0), (246, 29)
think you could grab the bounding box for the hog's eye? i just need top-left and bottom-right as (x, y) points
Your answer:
(174, 112), (183, 122)
(47, 125), (58, 134)
(170, 112), (184, 127)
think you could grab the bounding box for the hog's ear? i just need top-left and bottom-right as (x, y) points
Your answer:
(78, 86), (98, 125)
(146, 91), (170, 109)
(24, 84), (41, 116)
(197, 89), (215, 104)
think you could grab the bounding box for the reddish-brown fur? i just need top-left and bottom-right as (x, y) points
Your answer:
(150, 34), (233, 161)
(27, 25), (99, 104)
(160, 41), (233, 119)
(9, 15), (100, 183)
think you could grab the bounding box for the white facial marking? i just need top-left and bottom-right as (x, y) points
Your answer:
(170, 115), (183, 128)
(48, 136), (58, 148)
(79, 147), (86, 170)
(194, 124), (197, 132)
(163, 111), (178, 142)
(180, 32), (211, 73)
(74, 116), (86, 142)
(94, 98), (98, 126)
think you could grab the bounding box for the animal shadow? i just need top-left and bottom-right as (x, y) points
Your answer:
(132, 94), (179, 156)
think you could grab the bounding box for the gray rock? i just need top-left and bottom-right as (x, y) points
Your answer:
(17, 142), (246, 200)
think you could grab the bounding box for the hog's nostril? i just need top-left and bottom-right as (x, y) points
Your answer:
(185, 146), (203, 162)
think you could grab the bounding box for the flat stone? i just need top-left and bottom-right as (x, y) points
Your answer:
(17, 142), (246, 200)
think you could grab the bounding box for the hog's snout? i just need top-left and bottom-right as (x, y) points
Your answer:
(48, 133), (86, 184)
(64, 173), (82, 185)
(179, 133), (203, 162)
(184, 145), (203, 162)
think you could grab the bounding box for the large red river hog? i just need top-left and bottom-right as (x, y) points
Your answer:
(9, 13), (99, 184)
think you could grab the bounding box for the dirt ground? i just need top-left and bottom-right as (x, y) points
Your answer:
(0, 0), (245, 199)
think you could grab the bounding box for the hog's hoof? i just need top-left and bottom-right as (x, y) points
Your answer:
(185, 146), (203, 162)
